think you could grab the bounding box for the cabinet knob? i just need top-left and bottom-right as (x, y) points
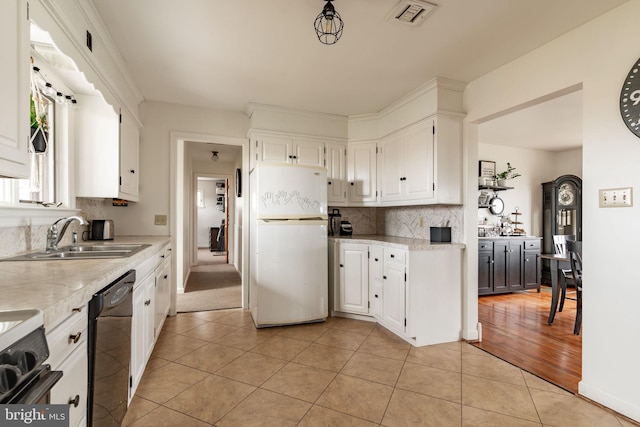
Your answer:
(350, 182), (354, 186)
(72, 306), (84, 313)
(69, 332), (82, 344)
(144, 299), (151, 306)
(130, 169), (135, 174)
(374, 294), (379, 298)
(69, 395), (80, 407)
(390, 254), (395, 258)
(383, 276), (387, 279)
(164, 274), (168, 279)
(374, 258), (379, 262)
(339, 264), (344, 267)
(328, 181), (332, 185)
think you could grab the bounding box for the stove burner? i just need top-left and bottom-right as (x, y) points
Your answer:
(0, 310), (52, 404)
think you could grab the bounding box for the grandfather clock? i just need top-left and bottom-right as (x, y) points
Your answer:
(541, 175), (582, 284)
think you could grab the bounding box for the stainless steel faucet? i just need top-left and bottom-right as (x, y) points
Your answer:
(46, 216), (89, 251)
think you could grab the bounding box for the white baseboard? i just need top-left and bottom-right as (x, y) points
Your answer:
(579, 381), (640, 423)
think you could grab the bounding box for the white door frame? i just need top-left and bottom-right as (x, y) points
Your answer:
(193, 173), (232, 265)
(169, 131), (249, 315)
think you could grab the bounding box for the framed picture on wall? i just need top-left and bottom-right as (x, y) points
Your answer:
(479, 160), (496, 178)
(235, 168), (242, 197)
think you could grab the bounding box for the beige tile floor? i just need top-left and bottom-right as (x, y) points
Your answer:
(123, 309), (637, 427)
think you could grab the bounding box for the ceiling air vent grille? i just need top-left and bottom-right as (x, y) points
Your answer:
(387, 0), (437, 27)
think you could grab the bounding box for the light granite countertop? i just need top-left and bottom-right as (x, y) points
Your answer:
(0, 236), (171, 330)
(329, 235), (465, 250)
(478, 236), (542, 240)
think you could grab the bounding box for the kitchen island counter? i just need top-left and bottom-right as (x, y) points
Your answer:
(0, 236), (171, 329)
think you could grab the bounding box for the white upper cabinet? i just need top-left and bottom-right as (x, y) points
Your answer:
(347, 141), (377, 205)
(75, 95), (139, 201)
(326, 142), (347, 205)
(119, 110), (140, 199)
(380, 120), (434, 204)
(0, 0), (29, 178)
(252, 134), (324, 167)
(379, 115), (461, 206)
(293, 139), (324, 166)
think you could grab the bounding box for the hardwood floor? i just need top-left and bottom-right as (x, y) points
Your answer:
(473, 287), (582, 394)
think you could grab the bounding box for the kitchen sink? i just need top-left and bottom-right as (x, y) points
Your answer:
(0, 244), (150, 261)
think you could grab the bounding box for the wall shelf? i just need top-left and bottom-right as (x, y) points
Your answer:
(478, 184), (514, 192)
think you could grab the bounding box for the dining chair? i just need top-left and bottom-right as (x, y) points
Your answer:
(566, 239), (583, 335)
(553, 234), (576, 311)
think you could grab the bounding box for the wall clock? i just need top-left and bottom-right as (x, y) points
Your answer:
(488, 195), (504, 215)
(558, 183), (576, 206)
(620, 56), (640, 138)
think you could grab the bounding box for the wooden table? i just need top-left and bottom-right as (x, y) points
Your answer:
(538, 253), (571, 324)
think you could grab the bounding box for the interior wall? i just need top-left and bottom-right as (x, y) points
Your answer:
(555, 148), (583, 177)
(477, 144), (557, 237)
(104, 101), (248, 236)
(464, 0), (640, 420)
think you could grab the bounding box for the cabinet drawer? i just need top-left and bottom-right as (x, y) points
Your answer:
(46, 308), (88, 369)
(478, 241), (493, 251)
(384, 248), (406, 264)
(523, 240), (540, 250)
(50, 340), (88, 427)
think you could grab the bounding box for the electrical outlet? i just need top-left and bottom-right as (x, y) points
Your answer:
(599, 187), (633, 207)
(154, 214), (167, 225)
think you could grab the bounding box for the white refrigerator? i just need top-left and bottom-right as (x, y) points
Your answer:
(249, 163), (328, 327)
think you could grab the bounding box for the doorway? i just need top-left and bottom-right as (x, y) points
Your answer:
(471, 86), (584, 393)
(173, 138), (246, 313)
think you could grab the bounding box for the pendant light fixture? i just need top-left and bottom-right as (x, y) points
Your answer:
(314, 0), (344, 45)
(211, 151), (219, 162)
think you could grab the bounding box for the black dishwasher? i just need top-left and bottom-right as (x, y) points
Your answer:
(87, 269), (135, 427)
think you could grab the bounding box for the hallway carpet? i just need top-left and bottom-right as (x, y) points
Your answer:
(177, 250), (241, 312)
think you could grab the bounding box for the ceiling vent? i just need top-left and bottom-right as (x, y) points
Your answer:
(387, 0), (437, 27)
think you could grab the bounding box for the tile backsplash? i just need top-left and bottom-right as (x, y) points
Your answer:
(330, 205), (464, 242)
(0, 198), (107, 257)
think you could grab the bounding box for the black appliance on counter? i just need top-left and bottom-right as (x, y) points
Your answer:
(339, 220), (353, 236)
(87, 269), (135, 426)
(0, 310), (62, 405)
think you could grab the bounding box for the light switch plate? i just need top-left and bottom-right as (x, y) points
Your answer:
(154, 214), (167, 225)
(599, 187), (633, 207)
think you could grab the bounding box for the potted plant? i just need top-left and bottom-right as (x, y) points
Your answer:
(30, 92), (49, 153)
(495, 162), (521, 186)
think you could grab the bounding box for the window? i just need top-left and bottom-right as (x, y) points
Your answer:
(0, 92), (57, 205)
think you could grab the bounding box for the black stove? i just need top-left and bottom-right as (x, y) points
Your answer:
(0, 309), (61, 404)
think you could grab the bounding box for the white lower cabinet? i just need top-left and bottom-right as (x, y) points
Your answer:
(382, 248), (406, 335)
(50, 341), (88, 427)
(337, 243), (369, 315)
(131, 243), (172, 400)
(332, 238), (462, 346)
(368, 246), (384, 321)
(154, 250), (172, 333)
(46, 307), (88, 427)
(131, 269), (155, 399)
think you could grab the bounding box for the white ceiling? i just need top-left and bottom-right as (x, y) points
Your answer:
(91, 0), (626, 119)
(478, 90), (583, 152)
